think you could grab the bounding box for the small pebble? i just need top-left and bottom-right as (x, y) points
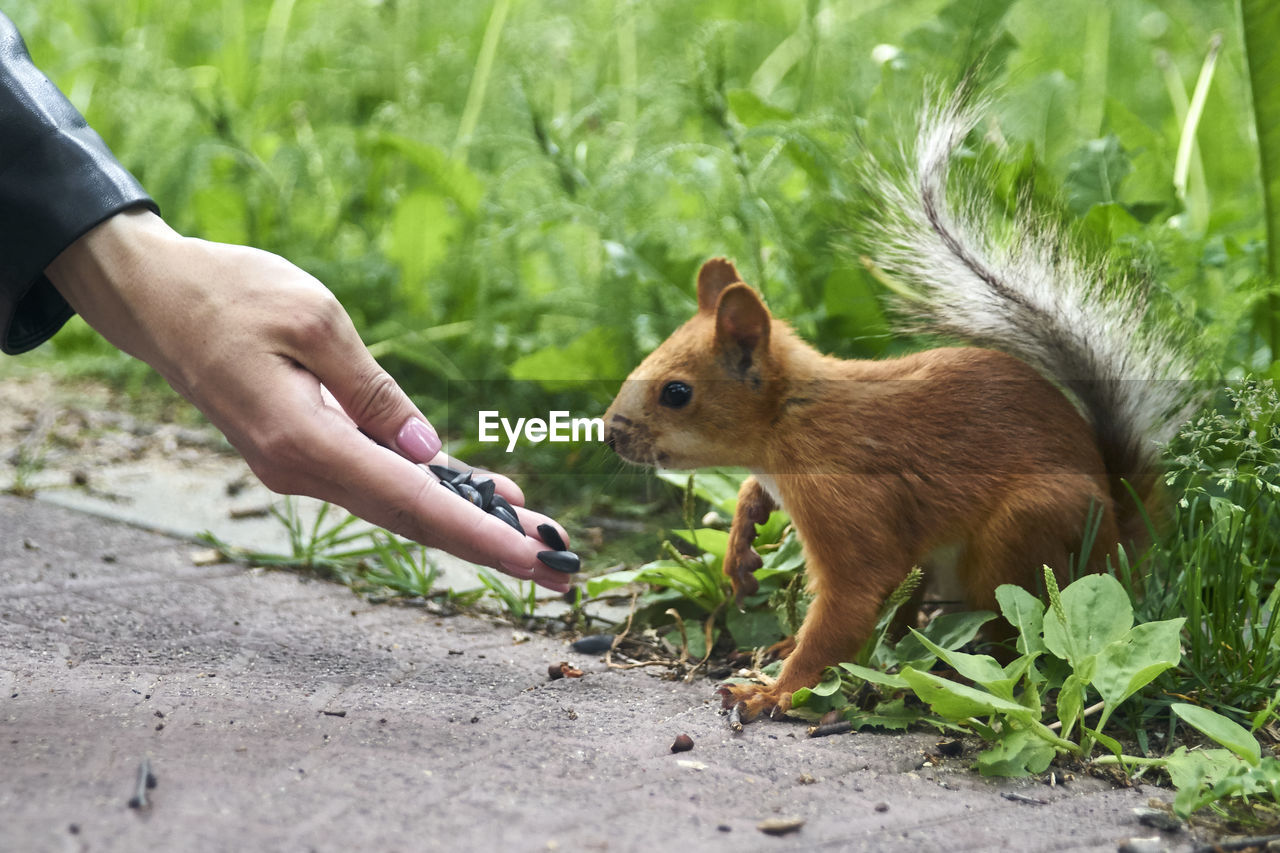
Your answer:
(1117, 838), (1167, 853)
(1133, 807), (1181, 833)
(757, 817), (804, 836)
(670, 734), (694, 753)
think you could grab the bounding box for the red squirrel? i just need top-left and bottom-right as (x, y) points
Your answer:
(602, 97), (1194, 722)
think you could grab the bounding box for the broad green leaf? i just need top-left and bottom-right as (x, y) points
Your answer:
(585, 568), (644, 597)
(509, 327), (630, 390)
(810, 667), (845, 698)
(1173, 703), (1262, 766)
(1041, 574), (1132, 665)
(671, 528), (730, 559)
(675, 623), (717, 660)
(975, 727), (1056, 777)
(846, 697), (923, 732)
(1164, 747), (1249, 817)
(760, 532), (806, 572)
(1080, 202), (1144, 242)
(1056, 673), (1086, 739)
(919, 610), (997, 651)
(1064, 136), (1133, 215)
(655, 469), (745, 515)
(890, 610), (995, 671)
(837, 662), (910, 690)
(1092, 619), (1185, 708)
(996, 584), (1045, 656)
(725, 607), (784, 650)
(387, 190), (458, 310)
(909, 630), (1015, 700)
(899, 667), (1034, 722)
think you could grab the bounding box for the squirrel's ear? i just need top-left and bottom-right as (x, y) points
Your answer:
(714, 283), (770, 365)
(696, 258), (743, 314)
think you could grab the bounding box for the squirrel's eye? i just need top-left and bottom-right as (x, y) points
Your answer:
(660, 381), (693, 408)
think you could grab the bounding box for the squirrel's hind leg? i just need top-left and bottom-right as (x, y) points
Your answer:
(960, 477), (1120, 613)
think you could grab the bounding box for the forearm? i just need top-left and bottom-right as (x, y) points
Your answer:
(0, 11), (155, 354)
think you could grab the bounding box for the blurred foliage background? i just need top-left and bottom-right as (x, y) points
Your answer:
(6, 0), (1275, 515)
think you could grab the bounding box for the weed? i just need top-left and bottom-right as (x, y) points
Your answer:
(1127, 381), (1280, 717)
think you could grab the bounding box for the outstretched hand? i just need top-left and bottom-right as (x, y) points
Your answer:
(45, 209), (571, 592)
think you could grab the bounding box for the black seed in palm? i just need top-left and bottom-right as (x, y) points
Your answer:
(490, 504), (525, 535)
(428, 464), (462, 482)
(455, 482), (484, 507)
(536, 523), (567, 551)
(474, 477), (496, 509)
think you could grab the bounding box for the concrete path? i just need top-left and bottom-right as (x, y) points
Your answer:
(0, 493), (1204, 852)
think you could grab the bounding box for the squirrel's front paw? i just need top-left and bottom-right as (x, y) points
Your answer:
(717, 682), (792, 724)
(723, 546), (762, 606)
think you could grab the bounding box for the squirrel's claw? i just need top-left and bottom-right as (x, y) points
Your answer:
(718, 682), (792, 725)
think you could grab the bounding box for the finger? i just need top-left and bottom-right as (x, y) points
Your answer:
(513, 505), (570, 551)
(300, 410), (573, 590)
(285, 292), (441, 464)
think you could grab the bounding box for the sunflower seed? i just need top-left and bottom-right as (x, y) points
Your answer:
(428, 464), (462, 482)
(455, 483), (484, 507)
(490, 504), (525, 535)
(474, 477), (496, 509)
(536, 523), (567, 551)
(536, 550), (581, 574)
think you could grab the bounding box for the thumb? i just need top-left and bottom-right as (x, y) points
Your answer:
(300, 311), (442, 464)
(336, 365), (441, 464)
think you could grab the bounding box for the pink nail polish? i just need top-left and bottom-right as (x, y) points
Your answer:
(396, 417), (442, 462)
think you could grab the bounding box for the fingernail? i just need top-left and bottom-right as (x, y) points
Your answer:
(396, 417), (442, 462)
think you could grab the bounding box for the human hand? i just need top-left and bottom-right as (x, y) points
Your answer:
(44, 208), (572, 592)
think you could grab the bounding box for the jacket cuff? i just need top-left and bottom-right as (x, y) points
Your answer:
(0, 126), (158, 353)
(0, 13), (159, 355)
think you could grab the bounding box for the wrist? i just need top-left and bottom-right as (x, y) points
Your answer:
(44, 208), (186, 364)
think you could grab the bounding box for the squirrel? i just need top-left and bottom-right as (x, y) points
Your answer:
(602, 94), (1196, 722)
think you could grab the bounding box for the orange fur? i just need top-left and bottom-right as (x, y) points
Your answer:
(604, 259), (1130, 722)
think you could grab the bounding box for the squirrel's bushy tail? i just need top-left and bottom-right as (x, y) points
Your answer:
(864, 94), (1196, 516)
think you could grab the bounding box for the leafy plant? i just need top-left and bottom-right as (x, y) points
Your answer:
(200, 498), (483, 606)
(795, 567), (1280, 819)
(1130, 380), (1280, 716)
(587, 469), (806, 654)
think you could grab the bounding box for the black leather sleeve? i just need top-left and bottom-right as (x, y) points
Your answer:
(0, 12), (158, 355)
